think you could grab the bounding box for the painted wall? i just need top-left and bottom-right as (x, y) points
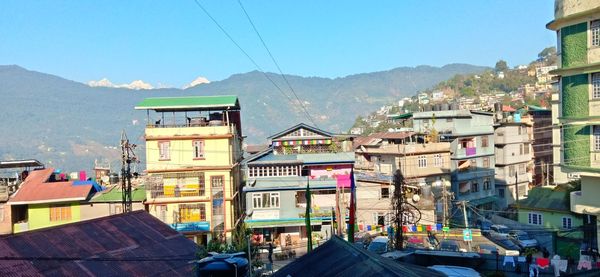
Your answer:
(518, 209), (583, 234)
(0, 203), (12, 235)
(145, 125), (237, 171)
(25, 202), (80, 232)
(561, 22), (588, 68)
(79, 202), (145, 220)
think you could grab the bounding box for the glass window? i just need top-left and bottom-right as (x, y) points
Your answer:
(192, 140), (205, 159)
(471, 182), (479, 193)
(562, 217), (572, 229)
(252, 192), (280, 209)
(381, 187), (390, 199)
(481, 136), (489, 147)
(528, 213), (543, 225)
(49, 204), (72, 222)
(158, 141), (170, 160)
(498, 188), (505, 198)
(433, 154), (443, 167)
(418, 155), (427, 168)
(594, 73), (600, 99)
(594, 126), (600, 151)
(483, 178), (491, 190)
(211, 176), (224, 188)
(592, 20), (600, 47)
(483, 157), (490, 168)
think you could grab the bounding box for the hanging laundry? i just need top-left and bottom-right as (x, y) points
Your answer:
(503, 256), (515, 267)
(517, 256), (527, 263)
(536, 257), (550, 269)
(577, 259), (592, 270)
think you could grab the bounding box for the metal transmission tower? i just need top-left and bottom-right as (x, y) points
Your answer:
(392, 169), (421, 250)
(120, 130), (138, 213)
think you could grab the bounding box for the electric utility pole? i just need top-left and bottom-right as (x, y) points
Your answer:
(461, 201), (472, 251)
(120, 130), (138, 213)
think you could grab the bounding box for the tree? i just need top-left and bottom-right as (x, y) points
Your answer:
(538, 46), (557, 64)
(495, 60), (509, 72)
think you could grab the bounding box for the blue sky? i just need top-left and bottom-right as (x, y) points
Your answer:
(0, 1), (556, 87)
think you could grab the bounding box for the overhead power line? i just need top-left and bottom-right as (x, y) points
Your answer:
(191, 0), (317, 127)
(236, 0), (318, 127)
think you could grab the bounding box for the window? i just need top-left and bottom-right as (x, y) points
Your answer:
(252, 192), (280, 209)
(482, 136), (489, 147)
(509, 165), (516, 176)
(562, 217), (573, 229)
(192, 140), (205, 159)
(211, 176), (224, 188)
(49, 204), (72, 222)
(520, 144), (524, 155)
(373, 212), (388, 226)
(483, 178), (491, 190)
(528, 213), (543, 225)
(594, 73), (600, 99)
(498, 188), (505, 198)
(524, 144), (530, 155)
(471, 182), (479, 193)
(433, 154), (443, 167)
(158, 141), (170, 160)
(592, 20), (600, 47)
(483, 157), (490, 168)
(595, 126), (600, 151)
(381, 187), (390, 199)
(418, 155), (427, 168)
(179, 204), (206, 223)
(518, 127), (522, 135)
(519, 164), (526, 174)
(198, 173), (206, 196)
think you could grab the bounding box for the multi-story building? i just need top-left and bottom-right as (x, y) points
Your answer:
(243, 123), (354, 247)
(412, 110), (496, 222)
(494, 120), (534, 209)
(8, 168), (103, 233)
(521, 106), (554, 186)
(354, 131), (451, 227)
(135, 95), (243, 244)
(0, 159), (44, 234)
(548, 0), (600, 250)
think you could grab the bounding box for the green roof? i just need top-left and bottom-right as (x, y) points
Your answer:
(90, 186), (146, 202)
(135, 95), (239, 111)
(387, 113), (413, 120)
(517, 187), (569, 212)
(526, 105), (549, 112)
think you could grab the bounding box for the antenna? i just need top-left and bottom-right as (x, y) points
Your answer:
(120, 130), (138, 213)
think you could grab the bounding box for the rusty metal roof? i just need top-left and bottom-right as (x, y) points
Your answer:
(0, 211), (198, 277)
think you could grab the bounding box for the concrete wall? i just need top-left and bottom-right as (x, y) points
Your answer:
(79, 202), (145, 220)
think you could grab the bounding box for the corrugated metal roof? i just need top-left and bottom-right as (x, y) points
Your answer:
(0, 211), (197, 277)
(517, 186), (570, 212)
(9, 168), (97, 204)
(135, 95), (239, 111)
(247, 151), (354, 165)
(274, 236), (444, 277)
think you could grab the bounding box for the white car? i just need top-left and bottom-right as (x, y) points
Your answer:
(490, 224), (510, 238)
(509, 230), (538, 249)
(428, 265), (481, 277)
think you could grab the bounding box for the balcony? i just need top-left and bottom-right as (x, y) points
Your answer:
(145, 123), (236, 139)
(363, 142), (450, 155)
(454, 147), (493, 159)
(452, 168), (495, 182)
(571, 191), (600, 215)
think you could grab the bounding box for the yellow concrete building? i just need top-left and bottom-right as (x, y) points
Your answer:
(136, 95), (243, 244)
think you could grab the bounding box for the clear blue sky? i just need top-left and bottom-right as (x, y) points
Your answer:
(0, 1), (556, 87)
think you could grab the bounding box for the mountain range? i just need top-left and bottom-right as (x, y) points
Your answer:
(0, 64), (487, 172)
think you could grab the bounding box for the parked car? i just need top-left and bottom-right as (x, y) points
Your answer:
(508, 230), (538, 249)
(367, 236), (392, 254)
(474, 243), (498, 254)
(487, 233), (522, 254)
(439, 240), (461, 252)
(353, 232), (373, 249)
(405, 236), (434, 250)
(428, 265), (480, 277)
(490, 224), (510, 237)
(476, 219), (493, 234)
